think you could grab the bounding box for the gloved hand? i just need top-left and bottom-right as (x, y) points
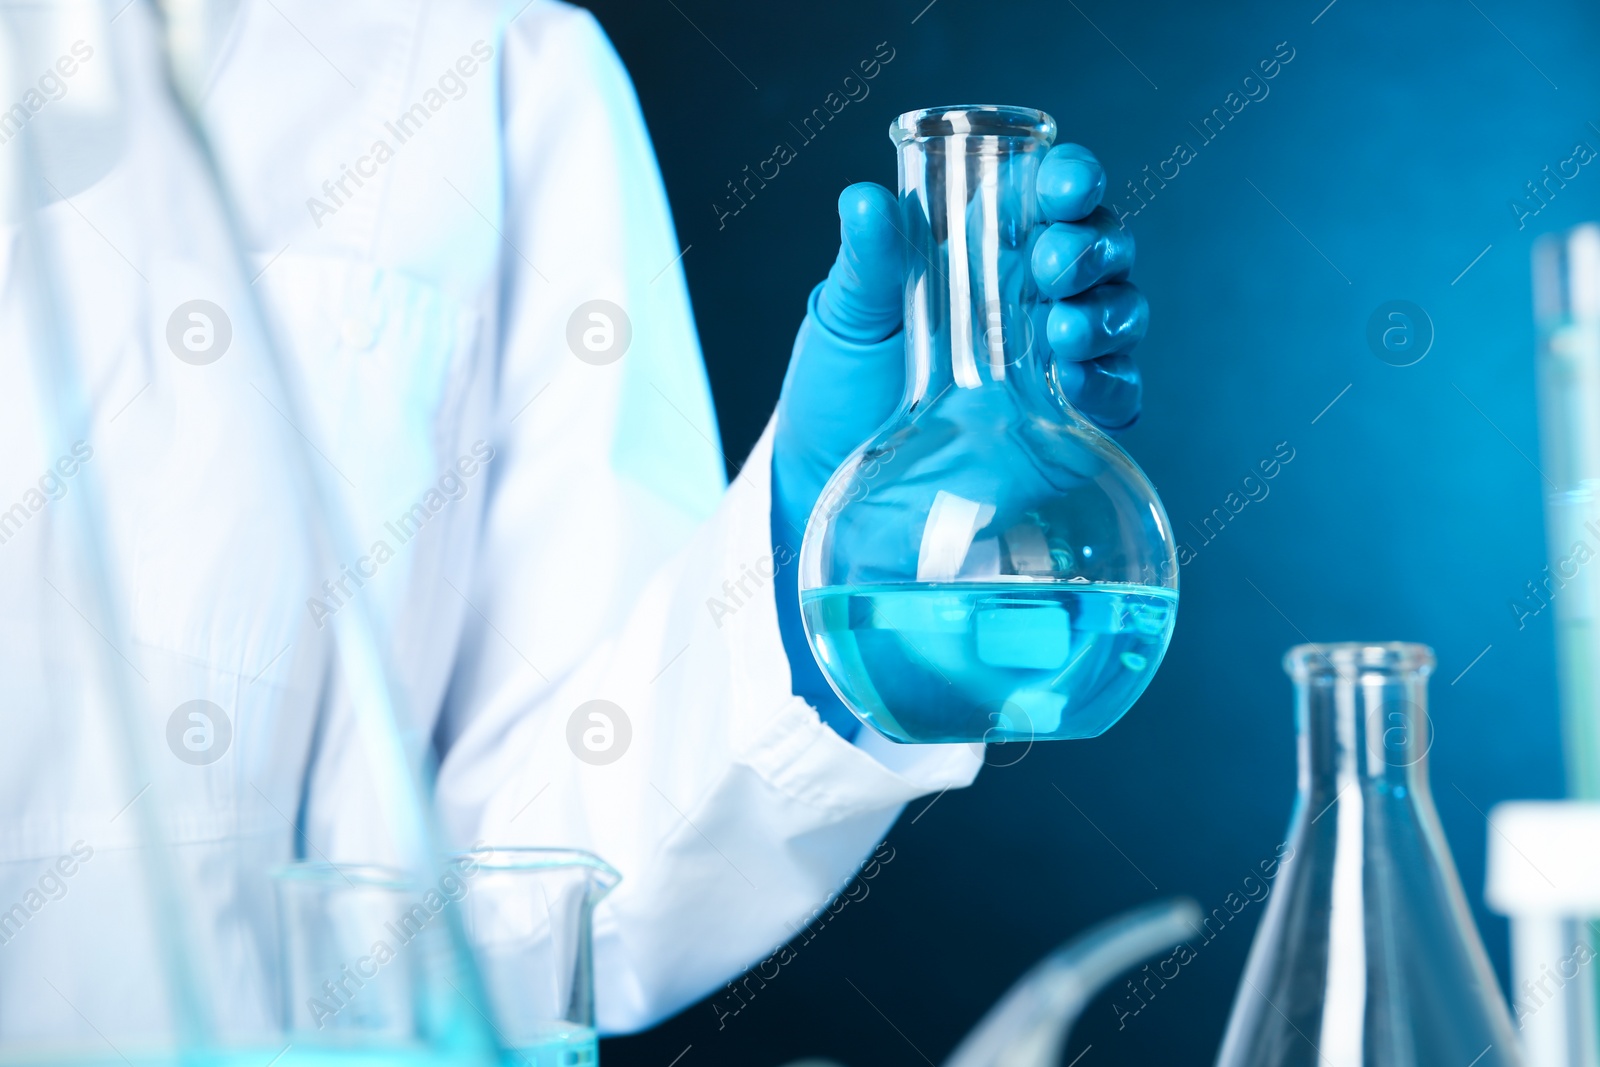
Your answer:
(768, 144), (1150, 740)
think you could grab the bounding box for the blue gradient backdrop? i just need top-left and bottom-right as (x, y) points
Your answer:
(582, 0), (1598, 1062)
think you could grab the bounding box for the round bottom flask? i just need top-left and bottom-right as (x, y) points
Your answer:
(798, 106), (1179, 745)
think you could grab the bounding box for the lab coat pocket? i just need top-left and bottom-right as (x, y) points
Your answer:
(121, 254), (481, 827)
(255, 254), (486, 641)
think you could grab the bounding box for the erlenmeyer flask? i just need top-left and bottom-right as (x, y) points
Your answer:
(798, 105), (1179, 745)
(1216, 643), (1519, 1065)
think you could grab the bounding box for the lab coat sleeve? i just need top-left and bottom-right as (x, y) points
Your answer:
(434, 1), (982, 1034)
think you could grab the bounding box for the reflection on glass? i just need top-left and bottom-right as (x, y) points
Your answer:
(453, 849), (620, 1067)
(799, 105), (1179, 745)
(1216, 644), (1518, 1065)
(0, 3), (497, 1064)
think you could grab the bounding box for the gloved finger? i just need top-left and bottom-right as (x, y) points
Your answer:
(1045, 281), (1148, 362)
(815, 182), (903, 344)
(1037, 144), (1107, 222)
(1031, 207), (1135, 300)
(1055, 353), (1142, 431)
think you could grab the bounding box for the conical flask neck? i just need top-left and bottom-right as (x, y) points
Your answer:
(1288, 643), (1435, 805)
(894, 107), (1054, 408)
(1215, 642), (1522, 1062)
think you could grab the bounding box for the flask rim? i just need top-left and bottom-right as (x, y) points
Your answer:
(890, 105), (1056, 147)
(1283, 641), (1435, 679)
(451, 845), (621, 888)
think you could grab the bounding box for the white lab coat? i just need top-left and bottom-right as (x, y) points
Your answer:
(0, 0), (978, 1043)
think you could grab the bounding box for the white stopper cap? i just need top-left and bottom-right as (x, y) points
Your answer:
(1486, 801), (1600, 914)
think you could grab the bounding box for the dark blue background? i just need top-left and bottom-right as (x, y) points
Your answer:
(582, 0), (1597, 1062)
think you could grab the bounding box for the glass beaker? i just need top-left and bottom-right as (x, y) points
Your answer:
(451, 848), (620, 1067)
(1216, 643), (1519, 1065)
(798, 105), (1179, 745)
(275, 863), (477, 1050)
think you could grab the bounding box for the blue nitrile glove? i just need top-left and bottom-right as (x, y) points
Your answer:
(769, 144), (1150, 740)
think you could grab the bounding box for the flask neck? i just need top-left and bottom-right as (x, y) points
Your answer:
(1289, 644), (1435, 805)
(895, 111), (1052, 410)
(1219, 643), (1522, 1062)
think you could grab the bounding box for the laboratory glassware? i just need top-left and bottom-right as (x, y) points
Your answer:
(452, 849), (620, 1067)
(275, 863), (465, 1044)
(1531, 226), (1600, 1054)
(1533, 225), (1600, 798)
(275, 850), (620, 1066)
(943, 899), (1199, 1067)
(798, 105), (1179, 745)
(1486, 801), (1600, 1067)
(1216, 643), (1519, 1066)
(0, 2), (497, 1064)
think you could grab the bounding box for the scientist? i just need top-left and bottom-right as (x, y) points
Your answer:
(0, 0), (1147, 1041)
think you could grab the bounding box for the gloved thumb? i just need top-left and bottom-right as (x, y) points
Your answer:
(814, 182), (902, 344)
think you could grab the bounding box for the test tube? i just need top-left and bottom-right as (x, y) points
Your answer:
(1486, 801), (1600, 1067)
(1533, 225), (1600, 797)
(1533, 226), (1600, 1055)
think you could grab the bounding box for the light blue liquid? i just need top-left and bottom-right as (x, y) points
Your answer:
(802, 581), (1176, 743)
(30, 1040), (587, 1067)
(506, 1027), (597, 1067)
(9, 1027), (599, 1067)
